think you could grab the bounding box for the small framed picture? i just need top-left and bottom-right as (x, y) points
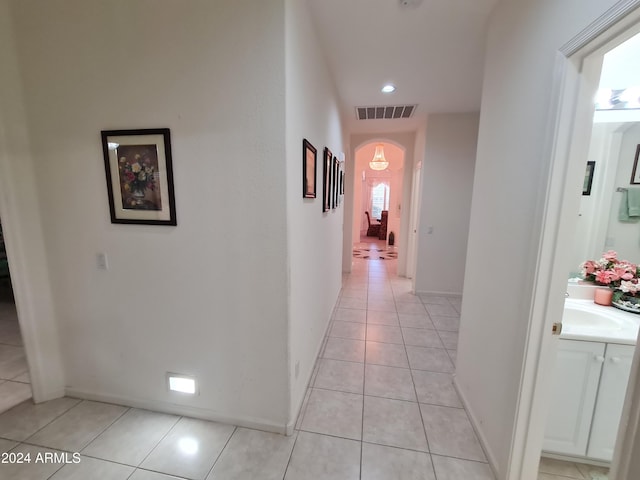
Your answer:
(631, 145), (640, 185)
(101, 128), (177, 225)
(323, 147), (332, 212)
(583, 161), (595, 195)
(332, 156), (339, 209)
(302, 139), (317, 198)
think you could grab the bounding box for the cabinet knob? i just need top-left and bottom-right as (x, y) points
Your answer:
(595, 355), (605, 362)
(611, 356), (621, 364)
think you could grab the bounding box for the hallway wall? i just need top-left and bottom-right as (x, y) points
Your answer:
(414, 113), (479, 296)
(285, 0), (345, 428)
(6, 0), (290, 430)
(456, 0), (620, 477)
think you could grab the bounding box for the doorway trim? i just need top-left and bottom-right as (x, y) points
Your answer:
(510, 2), (640, 479)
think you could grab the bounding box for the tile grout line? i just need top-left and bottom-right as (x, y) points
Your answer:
(202, 425), (238, 480)
(359, 259), (371, 480)
(9, 397), (83, 446)
(395, 281), (434, 466)
(133, 413), (183, 469)
(281, 429), (301, 480)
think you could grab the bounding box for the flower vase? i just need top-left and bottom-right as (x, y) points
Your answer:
(131, 188), (145, 206)
(594, 288), (613, 306)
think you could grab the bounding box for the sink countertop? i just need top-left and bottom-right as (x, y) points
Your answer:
(561, 299), (640, 345)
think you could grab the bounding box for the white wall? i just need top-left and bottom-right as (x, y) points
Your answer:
(601, 31), (640, 89)
(414, 113), (478, 295)
(0, 0), (65, 402)
(350, 132), (416, 276)
(457, 0), (619, 477)
(284, 0), (345, 427)
(8, 0), (291, 431)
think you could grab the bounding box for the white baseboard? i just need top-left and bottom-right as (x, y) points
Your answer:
(453, 375), (500, 478)
(65, 388), (287, 435)
(286, 305), (335, 435)
(415, 290), (462, 297)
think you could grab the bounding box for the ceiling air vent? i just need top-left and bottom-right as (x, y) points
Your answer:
(355, 105), (417, 120)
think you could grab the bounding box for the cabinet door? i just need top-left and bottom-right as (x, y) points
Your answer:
(543, 340), (605, 456)
(587, 343), (634, 461)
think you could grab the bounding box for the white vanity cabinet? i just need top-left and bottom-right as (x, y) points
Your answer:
(587, 343), (634, 460)
(543, 339), (633, 461)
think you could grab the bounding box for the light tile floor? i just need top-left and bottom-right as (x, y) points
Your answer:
(538, 457), (609, 480)
(0, 301), (31, 414)
(0, 251), (606, 479)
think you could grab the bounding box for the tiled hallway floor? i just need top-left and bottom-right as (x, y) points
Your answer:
(0, 255), (496, 480)
(293, 254), (494, 479)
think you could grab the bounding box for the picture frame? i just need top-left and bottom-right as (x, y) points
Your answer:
(333, 156), (339, 209)
(101, 128), (177, 225)
(302, 139), (317, 198)
(631, 145), (640, 185)
(323, 147), (332, 212)
(583, 161), (596, 196)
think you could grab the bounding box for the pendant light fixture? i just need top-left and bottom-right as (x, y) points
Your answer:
(369, 144), (389, 171)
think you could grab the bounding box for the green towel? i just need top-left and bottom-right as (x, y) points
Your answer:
(619, 189), (640, 222)
(628, 188), (640, 216)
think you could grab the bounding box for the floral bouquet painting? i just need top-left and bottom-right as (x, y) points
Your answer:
(581, 250), (640, 311)
(116, 145), (162, 211)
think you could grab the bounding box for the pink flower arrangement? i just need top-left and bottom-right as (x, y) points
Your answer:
(581, 250), (640, 301)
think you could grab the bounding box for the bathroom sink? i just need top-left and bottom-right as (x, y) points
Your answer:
(561, 299), (640, 344)
(563, 305), (625, 330)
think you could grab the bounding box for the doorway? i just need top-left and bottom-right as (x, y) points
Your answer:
(515, 12), (640, 480)
(351, 141), (405, 262)
(0, 219), (31, 412)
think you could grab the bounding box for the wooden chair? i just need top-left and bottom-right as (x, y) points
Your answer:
(365, 211), (380, 237)
(378, 210), (388, 240)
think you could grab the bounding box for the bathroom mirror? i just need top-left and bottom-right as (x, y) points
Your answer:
(569, 33), (640, 276)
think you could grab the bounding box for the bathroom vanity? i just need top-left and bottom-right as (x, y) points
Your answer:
(543, 298), (639, 462)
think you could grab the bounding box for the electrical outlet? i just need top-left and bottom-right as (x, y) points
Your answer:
(96, 253), (108, 270)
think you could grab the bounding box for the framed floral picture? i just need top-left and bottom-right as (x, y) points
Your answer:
(323, 147), (332, 212)
(303, 139), (317, 198)
(101, 128), (177, 225)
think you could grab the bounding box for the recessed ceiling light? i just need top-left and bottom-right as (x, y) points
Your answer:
(382, 84), (396, 93)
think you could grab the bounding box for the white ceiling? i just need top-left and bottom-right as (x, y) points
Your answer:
(307, 0), (499, 134)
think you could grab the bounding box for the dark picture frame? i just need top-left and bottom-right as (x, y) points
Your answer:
(302, 139), (317, 198)
(323, 147), (332, 212)
(332, 156), (339, 209)
(583, 161), (596, 195)
(101, 128), (177, 225)
(631, 145), (640, 185)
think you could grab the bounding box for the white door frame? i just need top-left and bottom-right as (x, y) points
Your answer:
(511, 2), (640, 479)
